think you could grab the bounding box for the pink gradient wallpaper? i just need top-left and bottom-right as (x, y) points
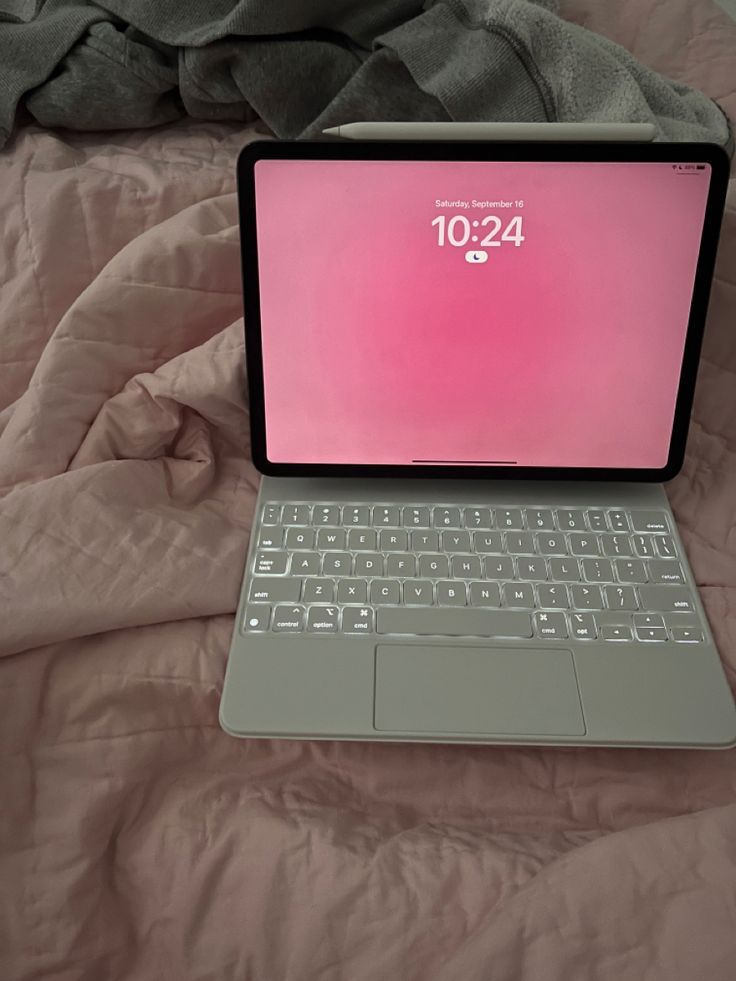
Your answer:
(253, 159), (711, 467)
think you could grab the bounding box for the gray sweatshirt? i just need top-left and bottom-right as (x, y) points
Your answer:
(0, 0), (732, 154)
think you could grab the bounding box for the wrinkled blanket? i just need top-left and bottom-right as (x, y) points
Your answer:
(1, 1), (736, 979)
(0, 0), (733, 153)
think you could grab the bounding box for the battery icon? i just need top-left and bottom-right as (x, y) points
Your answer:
(696, 165), (705, 170)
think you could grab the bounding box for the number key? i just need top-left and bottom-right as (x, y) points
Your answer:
(433, 507), (462, 527)
(526, 508), (555, 530)
(497, 508), (524, 529)
(282, 504), (311, 525)
(374, 506), (401, 526)
(556, 509), (586, 531)
(463, 507), (492, 528)
(314, 505), (341, 525)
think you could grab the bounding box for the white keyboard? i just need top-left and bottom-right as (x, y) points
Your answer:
(241, 503), (704, 644)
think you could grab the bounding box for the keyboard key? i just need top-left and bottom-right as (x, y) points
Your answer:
(670, 626), (703, 643)
(603, 584), (638, 611)
(630, 510), (669, 533)
(503, 582), (535, 608)
(526, 508), (555, 530)
(607, 511), (630, 532)
(636, 626), (667, 642)
(380, 529), (409, 551)
(601, 534), (632, 557)
(638, 585), (695, 614)
(285, 527), (315, 549)
(633, 534), (655, 558)
(374, 506), (401, 526)
(537, 533), (567, 555)
(569, 534), (600, 556)
(302, 578), (335, 602)
(485, 556), (514, 580)
(469, 581), (501, 606)
(548, 558), (580, 582)
(581, 558), (614, 582)
(473, 531), (504, 553)
(433, 507), (462, 527)
(497, 508), (524, 529)
(307, 606), (339, 632)
(354, 552), (383, 576)
(505, 532), (535, 554)
(450, 555), (482, 579)
(376, 608), (533, 638)
(535, 611), (568, 639)
(655, 535), (677, 559)
(344, 506), (371, 526)
(342, 606), (374, 633)
(570, 611), (597, 639)
(587, 510), (608, 532)
(437, 581), (467, 605)
(314, 505), (341, 525)
(537, 584), (569, 609)
(633, 613), (665, 629)
(441, 530), (472, 552)
(322, 552), (352, 576)
(272, 605), (305, 632)
(418, 554), (449, 577)
(290, 552), (322, 575)
(517, 557), (547, 581)
(403, 506), (431, 527)
(615, 559), (648, 583)
(261, 504), (281, 525)
(463, 507), (492, 529)
(570, 584), (603, 610)
(317, 528), (347, 550)
(249, 578), (301, 603)
(556, 509), (586, 531)
(648, 560), (685, 585)
(243, 604), (271, 632)
(282, 504), (311, 525)
(387, 554), (417, 577)
(337, 578), (368, 604)
(600, 624), (633, 642)
(257, 526), (284, 548)
(410, 530), (439, 552)
(370, 580), (401, 604)
(348, 528), (377, 550)
(255, 551), (289, 575)
(402, 579), (434, 605)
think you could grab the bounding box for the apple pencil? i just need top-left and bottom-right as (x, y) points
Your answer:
(322, 121), (656, 142)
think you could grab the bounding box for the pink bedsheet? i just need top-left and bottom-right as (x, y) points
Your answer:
(2, 2), (736, 978)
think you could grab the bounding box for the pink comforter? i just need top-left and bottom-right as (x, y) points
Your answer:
(2, 2), (736, 978)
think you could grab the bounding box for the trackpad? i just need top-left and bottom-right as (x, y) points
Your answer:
(374, 645), (585, 736)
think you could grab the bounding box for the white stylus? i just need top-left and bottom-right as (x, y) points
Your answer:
(322, 122), (657, 142)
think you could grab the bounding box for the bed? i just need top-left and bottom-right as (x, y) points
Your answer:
(1, 1), (736, 978)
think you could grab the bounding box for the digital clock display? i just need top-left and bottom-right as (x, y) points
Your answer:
(431, 213), (524, 248)
(253, 158), (711, 468)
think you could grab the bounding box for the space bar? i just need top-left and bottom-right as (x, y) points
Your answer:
(376, 608), (533, 638)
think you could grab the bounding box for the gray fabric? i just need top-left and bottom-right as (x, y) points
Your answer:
(0, 0), (732, 154)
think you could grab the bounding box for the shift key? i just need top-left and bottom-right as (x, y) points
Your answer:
(637, 585), (695, 613)
(249, 577), (301, 603)
(377, 608), (532, 638)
